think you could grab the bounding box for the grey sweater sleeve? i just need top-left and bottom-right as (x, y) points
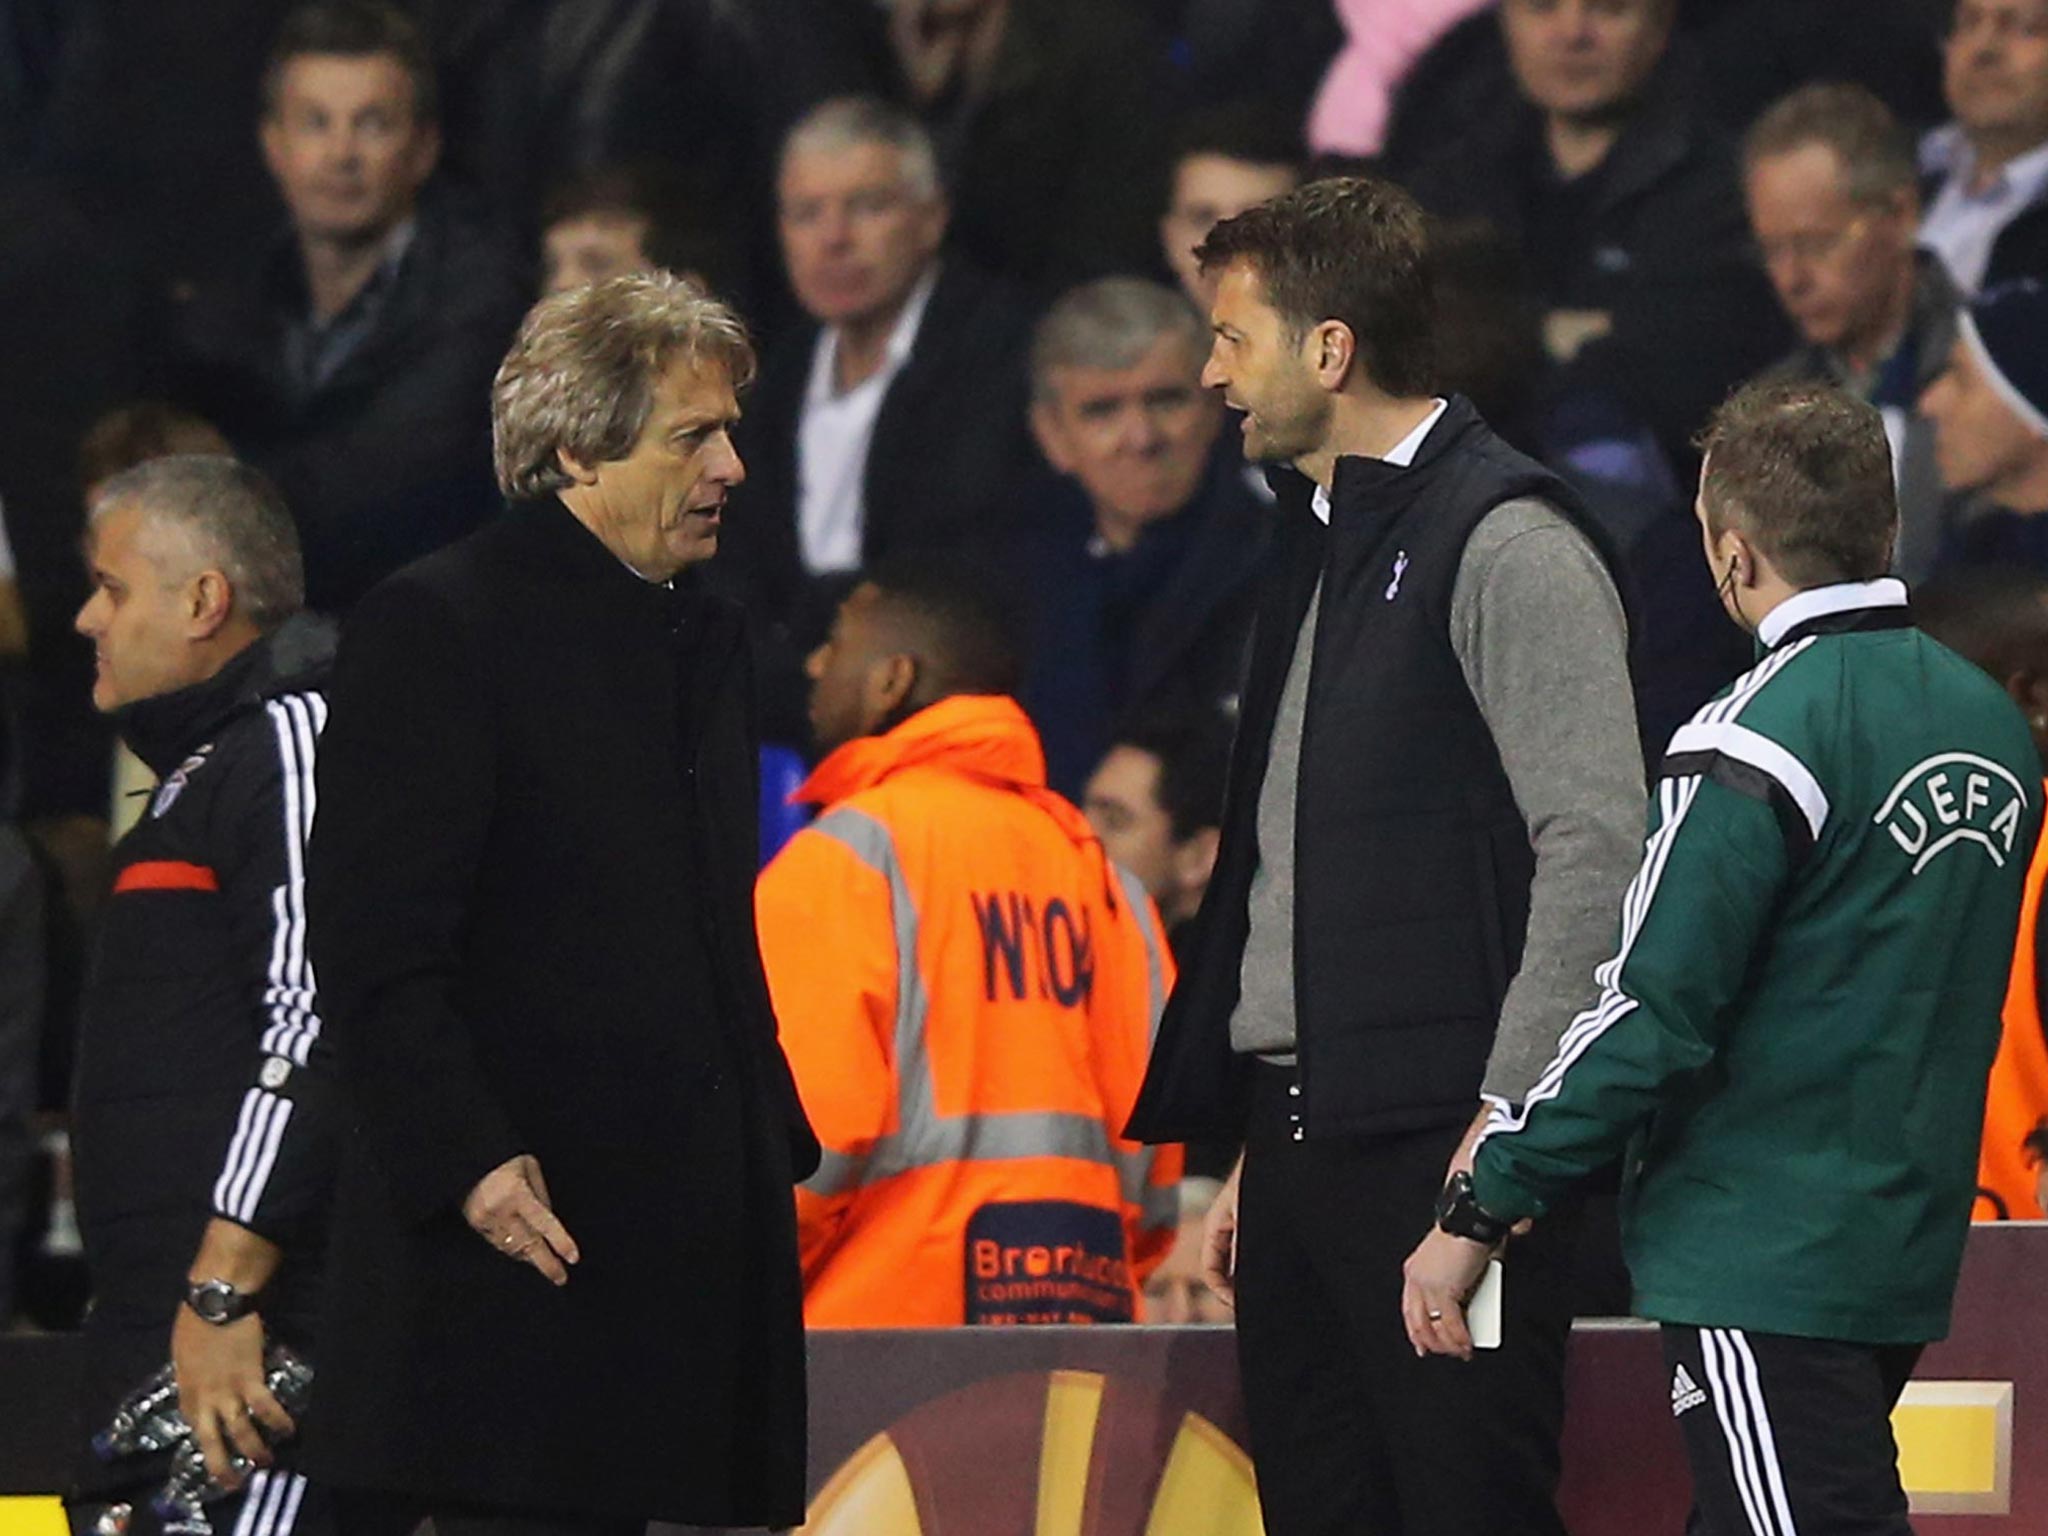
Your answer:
(1450, 499), (1646, 1104)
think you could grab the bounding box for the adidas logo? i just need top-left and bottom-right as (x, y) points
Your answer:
(1671, 1364), (1707, 1417)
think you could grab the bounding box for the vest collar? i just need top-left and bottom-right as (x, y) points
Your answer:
(1759, 577), (1912, 650)
(1323, 395), (1482, 511)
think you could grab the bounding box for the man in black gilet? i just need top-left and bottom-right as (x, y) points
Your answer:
(1125, 176), (1645, 1534)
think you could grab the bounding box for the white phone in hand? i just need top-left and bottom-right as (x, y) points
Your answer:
(1468, 1258), (1504, 1350)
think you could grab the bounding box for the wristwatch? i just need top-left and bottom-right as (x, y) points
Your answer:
(1434, 1171), (1513, 1245)
(183, 1277), (262, 1326)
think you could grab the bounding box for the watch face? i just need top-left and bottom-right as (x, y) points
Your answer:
(190, 1281), (235, 1321)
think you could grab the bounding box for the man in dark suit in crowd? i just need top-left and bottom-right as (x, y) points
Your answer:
(1920, 0), (2048, 295)
(1403, 0), (1787, 481)
(1921, 278), (2048, 569)
(1011, 277), (1268, 796)
(722, 94), (1035, 737)
(1745, 83), (1962, 582)
(304, 273), (817, 1536)
(161, 1), (529, 614)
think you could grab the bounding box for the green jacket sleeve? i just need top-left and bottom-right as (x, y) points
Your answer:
(1470, 769), (1790, 1222)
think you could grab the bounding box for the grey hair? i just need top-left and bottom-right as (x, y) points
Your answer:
(780, 95), (943, 203)
(90, 455), (304, 631)
(1030, 278), (1211, 402)
(1743, 82), (1918, 205)
(492, 270), (755, 500)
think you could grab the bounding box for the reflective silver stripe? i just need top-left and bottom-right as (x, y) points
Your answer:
(802, 1146), (873, 1197)
(1114, 865), (1168, 1039)
(810, 807), (935, 1133)
(804, 808), (1146, 1195)
(1115, 1144), (1178, 1230)
(1113, 864), (1172, 1227)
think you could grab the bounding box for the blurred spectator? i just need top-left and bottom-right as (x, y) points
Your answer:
(755, 557), (1179, 1325)
(1158, 106), (1303, 313)
(1308, 0), (1495, 158)
(160, 1), (528, 613)
(1083, 708), (1237, 1191)
(0, 824), (42, 1327)
(538, 164), (741, 305)
(881, 0), (1170, 291)
(1139, 1174), (1233, 1324)
(1383, 1), (1949, 185)
(1161, 0), (1343, 116)
(1011, 278), (1268, 796)
(1428, 216), (1547, 450)
(0, 165), (145, 842)
(1082, 710), (1231, 957)
(1921, 0), (2048, 295)
(1920, 280), (2048, 567)
(1688, 0), (1949, 141)
(1403, 0), (1789, 476)
(1745, 84), (1963, 582)
(724, 96), (1035, 734)
(1916, 565), (2048, 1223)
(79, 405), (236, 502)
(0, 503), (25, 672)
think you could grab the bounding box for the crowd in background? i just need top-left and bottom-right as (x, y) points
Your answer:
(5, 0), (2048, 1328)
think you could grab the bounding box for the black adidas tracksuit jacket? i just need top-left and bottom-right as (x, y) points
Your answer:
(71, 615), (337, 1492)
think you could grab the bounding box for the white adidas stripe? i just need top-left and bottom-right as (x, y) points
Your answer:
(1728, 1330), (1801, 1536)
(231, 1473), (272, 1536)
(1703, 1329), (1778, 1536)
(214, 692), (327, 1228)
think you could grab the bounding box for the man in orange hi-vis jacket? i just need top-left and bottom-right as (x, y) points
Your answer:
(756, 555), (1181, 1326)
(1920, 568), (2048, 1221)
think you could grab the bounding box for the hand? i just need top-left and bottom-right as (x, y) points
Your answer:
(463, 1154), (580, 1286)
(1401, 1227), (1495, 1360)
(888, 0), (1005, 105)
(1543, 307), (1614, 364)
(171, 1306), (294, 1488)
(1199, 1157), (1242, 1309)
(889, 0), (973, 104)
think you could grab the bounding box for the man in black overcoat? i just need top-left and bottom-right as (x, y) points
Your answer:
(303, 272), (819, 1536)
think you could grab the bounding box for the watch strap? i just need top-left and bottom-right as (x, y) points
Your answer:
(184, 1277), (261, 1325)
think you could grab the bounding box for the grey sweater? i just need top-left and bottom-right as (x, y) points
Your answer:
(1231, 497), (1646, 1105)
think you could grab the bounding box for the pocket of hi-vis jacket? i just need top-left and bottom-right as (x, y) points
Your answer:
(964, 1200), (1135, 1325)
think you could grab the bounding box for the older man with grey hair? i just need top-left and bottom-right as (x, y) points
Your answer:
(66, 455), (341, 1536)
(304, 272), (817, 1536)
(1008, 276), (1269, 794)
(722, 94), (1036, 737)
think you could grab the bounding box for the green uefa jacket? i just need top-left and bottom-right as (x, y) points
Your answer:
(1472, 579), (2040, 1344)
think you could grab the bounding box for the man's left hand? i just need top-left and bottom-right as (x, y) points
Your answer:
(1401, 1227), (1495, 1360)
(171, 1305), (295, 1487)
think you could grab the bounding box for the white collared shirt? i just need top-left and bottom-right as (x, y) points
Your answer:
(1309, 398), (1449, 523)
(795, 270), (939, 575)
(1756, 577), (1910, 650)
(1919, 125), (2048, 295)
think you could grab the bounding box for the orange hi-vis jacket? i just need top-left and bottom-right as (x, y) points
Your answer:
(1975, 801), (2048, 1221)
(755, 695), (1181, 1327)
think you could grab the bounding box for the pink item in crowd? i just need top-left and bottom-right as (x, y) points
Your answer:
(1308, 0), (1498, 157)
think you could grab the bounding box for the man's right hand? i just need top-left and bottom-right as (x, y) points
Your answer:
(1199, 1157), (1242, 1309)
(462, 1154), (579, 1286)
